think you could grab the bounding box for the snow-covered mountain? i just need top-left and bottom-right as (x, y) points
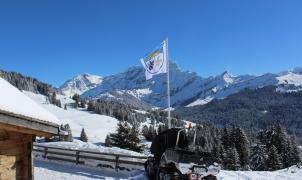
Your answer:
(60, 62), (302, 108)
(82, 62), (206, 108)
(59, 73), (103, 96)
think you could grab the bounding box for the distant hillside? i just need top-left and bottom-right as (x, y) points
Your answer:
(175, 86), (302, 143)
(0, 70), (56, 95)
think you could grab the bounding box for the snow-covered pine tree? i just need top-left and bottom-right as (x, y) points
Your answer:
(72, 93), (80, 108)
(105, 134), (112, 147)
(221, 127), (231, 149)
(289, 136), (301, 165)
(128, 123), (145, 153)
(249, 144), (267, 171)
(212, 144), (222, 164)
(224, 147), (240, 170)
(234, 127), (250, 167)
(109, 121), (131, 149)
(273, 124), (287, 155)
(283, 138), (293, 168)
(80, 128), (88, 142)
(266, 145), (283, 171)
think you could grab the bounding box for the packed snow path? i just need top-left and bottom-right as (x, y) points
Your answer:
(35, 160), (302, 180)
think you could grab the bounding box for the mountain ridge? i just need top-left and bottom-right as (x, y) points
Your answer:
(58, 62), (302, 108)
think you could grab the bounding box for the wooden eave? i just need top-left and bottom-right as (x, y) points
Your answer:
(0, 109), (59, 137)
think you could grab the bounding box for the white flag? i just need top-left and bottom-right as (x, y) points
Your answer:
(140, 40), (168, 80)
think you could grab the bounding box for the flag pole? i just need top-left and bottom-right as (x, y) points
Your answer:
(165, 38), (171, 129)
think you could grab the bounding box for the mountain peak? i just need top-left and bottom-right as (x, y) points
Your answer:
(219, 70), (235, 84)
(59, 73), (103, 96)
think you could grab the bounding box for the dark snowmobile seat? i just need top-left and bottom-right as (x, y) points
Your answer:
(151, 128), (189, 164)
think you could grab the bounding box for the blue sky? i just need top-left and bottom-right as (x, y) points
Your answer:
(0, 0), (302, 87)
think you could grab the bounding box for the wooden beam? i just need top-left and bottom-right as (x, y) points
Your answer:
(0, 113), (59, 136)
(0, 123), (55, 138)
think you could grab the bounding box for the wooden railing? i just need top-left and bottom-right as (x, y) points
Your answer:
(33, 144), (147, 172)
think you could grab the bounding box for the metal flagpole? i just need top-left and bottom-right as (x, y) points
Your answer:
(165, 38), (171, 129)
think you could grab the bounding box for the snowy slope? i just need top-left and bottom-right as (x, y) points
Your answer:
(60, 73), (103, 96)
(35, 160), (302, 180)
(0, 77), (60, 125)
(23, 91), (118, 143)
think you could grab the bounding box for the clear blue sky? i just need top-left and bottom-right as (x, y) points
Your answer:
(0, 0), (302, 87)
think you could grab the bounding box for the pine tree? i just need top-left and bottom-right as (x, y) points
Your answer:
(289, 136), (301, 165)
(249, 144), (267, 171)
(109, 121), (131, 149)
(80, 128), (88, 142)
(266, 145), (283, 171)
(283, 139), (293, 168)
(87, 101), (95, 111)
(221, 127), (231, 149)
(128, 123), (145, 153)
(80, 99), (86, 108)
(234, 127), (249, 167)
(212, 144), (222, 164)
(224, 147), (240, 170)
(72, 94), (80, 108)
(105, 134), (112, 147)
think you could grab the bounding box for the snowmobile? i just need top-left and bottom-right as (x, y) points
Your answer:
(145, 127), (220, 180)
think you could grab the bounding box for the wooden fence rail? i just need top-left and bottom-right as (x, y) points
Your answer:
(33, 144), (147, 172)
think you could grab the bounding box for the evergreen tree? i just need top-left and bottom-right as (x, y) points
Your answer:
(289, 136), (301, 165)
(224, 147), (240, 170)
(142, 125), (156, 141)
(234, 127), (250, 166)
(128, 123), (145, 153)
(72, 94), (80, 108)
(105, 134), (112, 147)
(87, 101), (95, 111)
(80, 128), (88, 142)
(50, 92), (62, 108)
(212, 144), (222, 164)
(80, 99), (86, 108)
(266, 145), (283, 171)
(109, 121), (131, 149)
(249, 144), (267, 171)
(221, 127), (231, 149)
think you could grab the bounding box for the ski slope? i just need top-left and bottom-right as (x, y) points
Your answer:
(23, 91), (118, 143)
(35, 159), (302, 180)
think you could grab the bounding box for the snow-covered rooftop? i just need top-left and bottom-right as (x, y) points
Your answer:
(0, 77), (61, 125)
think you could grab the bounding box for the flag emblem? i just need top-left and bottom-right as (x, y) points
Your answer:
(141, 41), (168, 80)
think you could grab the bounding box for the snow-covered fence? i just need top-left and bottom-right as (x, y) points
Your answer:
(33, 144), (147, 172)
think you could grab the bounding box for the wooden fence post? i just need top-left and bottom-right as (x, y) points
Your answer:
(76, 151), (80, 165)
(43, 147), (48, 159)
(115, 155), (119, 172)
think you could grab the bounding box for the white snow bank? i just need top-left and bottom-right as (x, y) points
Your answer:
(35, 159), (147, 180)
(0, 77), (60, 125)
(38, 139), (144, 157)
(35, 159), (302, 180)
(218, 165), (302, 180)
